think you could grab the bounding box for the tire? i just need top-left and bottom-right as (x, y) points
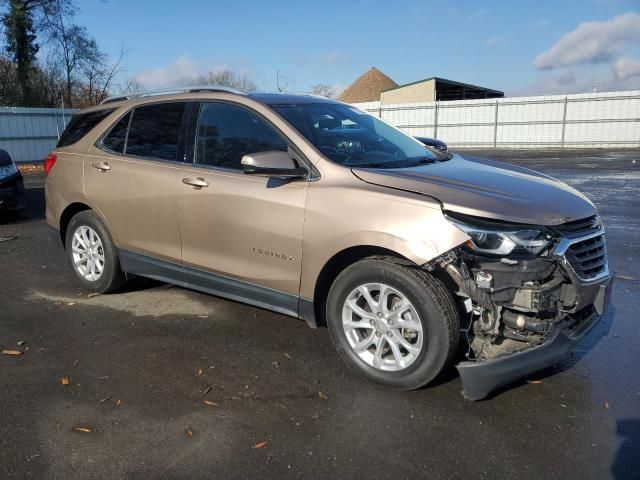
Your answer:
(65, 210), (126, 293)
(326, 256), (459, 390)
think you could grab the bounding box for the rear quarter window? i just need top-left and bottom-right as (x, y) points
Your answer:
(57, 109), (115, 147)
(125, 102), (186, 161)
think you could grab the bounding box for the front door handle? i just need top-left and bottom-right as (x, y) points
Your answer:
(182, 177), (209, 189)
(92, 161), (111, 172)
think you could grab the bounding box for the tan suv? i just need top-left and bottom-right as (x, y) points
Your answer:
(45, 87), (612, 400)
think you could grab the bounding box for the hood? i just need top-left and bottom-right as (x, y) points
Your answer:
(352, 154), (596, 225)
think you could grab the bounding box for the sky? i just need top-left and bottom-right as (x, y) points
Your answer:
(73, 0), (640, 97)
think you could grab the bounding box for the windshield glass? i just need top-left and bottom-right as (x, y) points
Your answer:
(270, 103), (440, 168)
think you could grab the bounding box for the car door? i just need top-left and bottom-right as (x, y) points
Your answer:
(84, 101), (189, 262)
(177, 101), (309, 309)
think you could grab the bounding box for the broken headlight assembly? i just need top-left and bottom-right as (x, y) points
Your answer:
(445, 213), (554, 257)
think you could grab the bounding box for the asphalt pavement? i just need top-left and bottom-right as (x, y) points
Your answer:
(1, 149), (638, 479)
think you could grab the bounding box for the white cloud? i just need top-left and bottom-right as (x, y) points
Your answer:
(134, 56), (238, 88)
(135, 56), (200, 88)
(515, 66), (640, 96)
(614, 57), (640, 80)
(534, 12), (640, 70)
(484, 36), (500, 47)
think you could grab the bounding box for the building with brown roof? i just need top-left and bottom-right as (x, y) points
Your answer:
(337, 67), (398, 103)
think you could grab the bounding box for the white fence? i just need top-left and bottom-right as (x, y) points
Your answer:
(354, 90), (640, 148)
(0, 107), (75, 163)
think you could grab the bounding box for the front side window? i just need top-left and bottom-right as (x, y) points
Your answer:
(101, 111), (131, 153)
(271, 103), (439, 168)
(195, 103), (288, 170)
(57, 108), (115, 147)
(126, 102), (186, 161)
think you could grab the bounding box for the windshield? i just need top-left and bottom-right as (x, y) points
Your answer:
(270, 103), (440, 168)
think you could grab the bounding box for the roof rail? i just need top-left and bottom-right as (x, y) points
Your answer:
(100, 85), (247, 105)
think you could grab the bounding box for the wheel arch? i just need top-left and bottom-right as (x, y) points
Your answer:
(309, 245), (415, 328)
(59, 202), (93, 248)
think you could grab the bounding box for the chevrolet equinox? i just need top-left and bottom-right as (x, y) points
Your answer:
(45, 87), (612, 400)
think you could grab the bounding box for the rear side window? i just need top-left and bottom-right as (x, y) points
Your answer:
(126, 103), (186, 161)
(57, 109), (115, 147)
(101, 112), (131, 153)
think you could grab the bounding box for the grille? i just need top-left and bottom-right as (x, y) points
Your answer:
(554, 215), (599, 237)
(555, 216), (608, 281)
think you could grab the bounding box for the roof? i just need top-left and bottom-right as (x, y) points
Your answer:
(383, 76), (503, 95)
(249, 93), (338, 105)
(77, 91), (340, 113)
(338, 67), (399, 103)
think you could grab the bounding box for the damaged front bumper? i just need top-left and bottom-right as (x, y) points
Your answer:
(431, 217), (613, 400)
(457, 278), (611, 400)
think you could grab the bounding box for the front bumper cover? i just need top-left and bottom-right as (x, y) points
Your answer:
(457, 276), (612, 401)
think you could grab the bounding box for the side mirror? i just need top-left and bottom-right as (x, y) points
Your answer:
(241, 151), (307, 178)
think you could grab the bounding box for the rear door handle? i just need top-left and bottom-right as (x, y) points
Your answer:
(92, 161), (111, 172)
(182, 177), (209, 188)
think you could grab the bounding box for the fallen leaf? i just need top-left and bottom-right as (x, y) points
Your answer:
(605, 401), (610, 409)
(527, 380), (543, 384)
(67, 302), (75, 306)
(1, 349), (23, 356)
(560, 404), (567, 408)
(197, 368), (203, 375)
(284, 353), (291, 359)
(61, 376), (70, 385)
(615, 274), (635, 281)
(202, 386), (212, 397)
(74, 427), (91, 433)
(116, 399), (123, 407)
(318, 391), (328, 400)
(254, 441), (268, 449)
(203, 400), (219, 407)
(97, 395), (112, 404)
(87, 293), (100, 298)
(186, 429), (194, 437)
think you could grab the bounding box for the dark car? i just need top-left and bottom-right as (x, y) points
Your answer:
(414, 136), (447, 151)
(0, 149), (26, 216)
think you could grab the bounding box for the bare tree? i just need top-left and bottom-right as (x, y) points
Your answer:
(120, 76), (144, 95)
(191, 69), (257, 92)
(276, 70), (294, 92)
(310, 83), (334, 98)
(40, 0), (102, 106)
(78, 45), (126, 105)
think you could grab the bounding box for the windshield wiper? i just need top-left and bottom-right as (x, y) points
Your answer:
(403, 157), (437, 167)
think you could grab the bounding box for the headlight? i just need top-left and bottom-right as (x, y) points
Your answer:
(0, 163), (18, 179)
(447, 215), (553, 256)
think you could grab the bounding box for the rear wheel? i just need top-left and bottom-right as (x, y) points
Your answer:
(65, 211), (125, 293)
(326, 256), (459, 390)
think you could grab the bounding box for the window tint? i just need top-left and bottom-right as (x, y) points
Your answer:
(196, 103), (288, 170)
(57, 109), (115, 147)
(101, 112), (131, 153)
(126, 103), (186, 161)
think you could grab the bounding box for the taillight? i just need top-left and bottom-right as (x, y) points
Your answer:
(44, 153), (57, 175)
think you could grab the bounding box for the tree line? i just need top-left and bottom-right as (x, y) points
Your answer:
(1, 0), (126, 108)
(1, 0), (337, 109)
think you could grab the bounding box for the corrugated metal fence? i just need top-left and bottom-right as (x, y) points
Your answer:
(354, 90), (640, 148)
(0, 107), (76, 163)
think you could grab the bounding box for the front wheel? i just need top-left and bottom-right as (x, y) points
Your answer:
(65, 210), (125, 293)
(326, 256), (459, 390)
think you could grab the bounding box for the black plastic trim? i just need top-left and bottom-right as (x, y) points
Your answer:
(456, 278), (610, 401)
(119, 250), (300, 318)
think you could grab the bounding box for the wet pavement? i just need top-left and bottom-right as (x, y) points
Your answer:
(1, 149), (639, 479)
